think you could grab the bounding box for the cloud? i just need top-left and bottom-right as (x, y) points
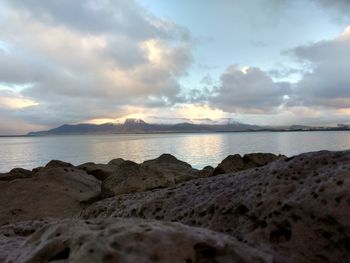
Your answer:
(4, 0), (188, 40)
(202, 65), (290, 114)
(0, 0), (193, 130)
(311, 0), (350, 21)
(287, 26), (350, 109)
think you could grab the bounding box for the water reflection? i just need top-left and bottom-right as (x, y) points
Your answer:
(1, 131), (350, 172)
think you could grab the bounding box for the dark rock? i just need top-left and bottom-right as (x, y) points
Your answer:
(45, 160), (74, 168)
(0, 168), (34, 182)
(213, 153), (284, 175)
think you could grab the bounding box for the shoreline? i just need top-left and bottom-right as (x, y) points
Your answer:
(1, 150), (350, 262)
(1, 128), (350, 137)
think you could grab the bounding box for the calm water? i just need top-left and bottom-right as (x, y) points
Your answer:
(1, 131), (350, 172)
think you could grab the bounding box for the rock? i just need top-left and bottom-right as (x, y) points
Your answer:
(45, 160), (74, 168)
(0, 168), (34, 182)
(101, 161), (174, 197)
(102, 154), (202, 197)
(143, 153), (192, 168)
(142, 154), (199, 183)
(82, 150), (350, 262)
(107, 158), (125, 166)
(213, 152), (284, 175)
(243, 153), (286, 167)
(78, 163), (117, 181)
(5, 218), (273, 263)
(0, 166), (101, 224)
(194, 166), (214, 178)
(0, 220), (51, 262)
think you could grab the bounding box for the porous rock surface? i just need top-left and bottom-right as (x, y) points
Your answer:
(0, 220), (51, 262)
(213, 152), (285, 175)
(5, 218), (272, 263)
(0, 166), (101, 225)
(82, 150), (350, 263)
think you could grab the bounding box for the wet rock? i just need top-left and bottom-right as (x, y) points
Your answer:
(82, 150), (350, 262)
(0, 166), (101, 224)
(5, 218), (273, 263)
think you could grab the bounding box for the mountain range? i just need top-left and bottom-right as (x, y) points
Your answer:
(27, 118), (262, 135)
(27, 119), (350, 136)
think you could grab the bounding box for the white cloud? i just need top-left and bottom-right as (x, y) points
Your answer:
(0, 0), (193, 130)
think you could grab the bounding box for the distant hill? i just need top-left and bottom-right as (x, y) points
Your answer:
(27, 118), (263, 136)
(26, 119), (350, 136)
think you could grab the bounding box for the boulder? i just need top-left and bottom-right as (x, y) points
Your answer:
(213, 153), (284, 175)
(82, 150), (350, 262)
(243, 153), (286, 167)
(213, 154), (244, 175)
(101, 161), (174, 197)
(142, 154), (199, 183)
(78, 163), (117, 181)
(194, 165), (215, 178)
(0, 168), (34, 182)
(107, 158), (125, 166)
(102, 154), (204, 197)
(45, 160), (74, 168)
(0, 166), (101, 225)
(5, 218), (273, 263)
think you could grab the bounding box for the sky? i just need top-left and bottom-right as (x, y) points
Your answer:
(0, 0), (350, 134)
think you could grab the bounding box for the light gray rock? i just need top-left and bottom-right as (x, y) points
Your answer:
(0, 220), (51, 262)
(82, 150), (350, 263)
(5, 218), (273, 263)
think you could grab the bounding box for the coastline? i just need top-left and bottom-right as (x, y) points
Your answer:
(0, 150), (350, 262)
(1, 128), (350, 138)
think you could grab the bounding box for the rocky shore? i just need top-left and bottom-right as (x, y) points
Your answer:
(0, 151), (349, 262)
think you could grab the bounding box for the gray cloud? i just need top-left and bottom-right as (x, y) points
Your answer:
(4, 0), (189, 41)
(312, 0), (350, 21)
(204, 65), (290, 113)
(287, 27), (350, 109)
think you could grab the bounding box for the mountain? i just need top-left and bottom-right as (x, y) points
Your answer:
(27, 118), (262, 136)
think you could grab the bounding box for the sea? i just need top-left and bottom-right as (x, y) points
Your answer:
(1, 131), (350, 172)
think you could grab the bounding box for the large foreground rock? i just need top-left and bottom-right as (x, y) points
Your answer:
(4, 218), (272, 263)
(0, 165), (101, 225)
(82, 150), (350, 263)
